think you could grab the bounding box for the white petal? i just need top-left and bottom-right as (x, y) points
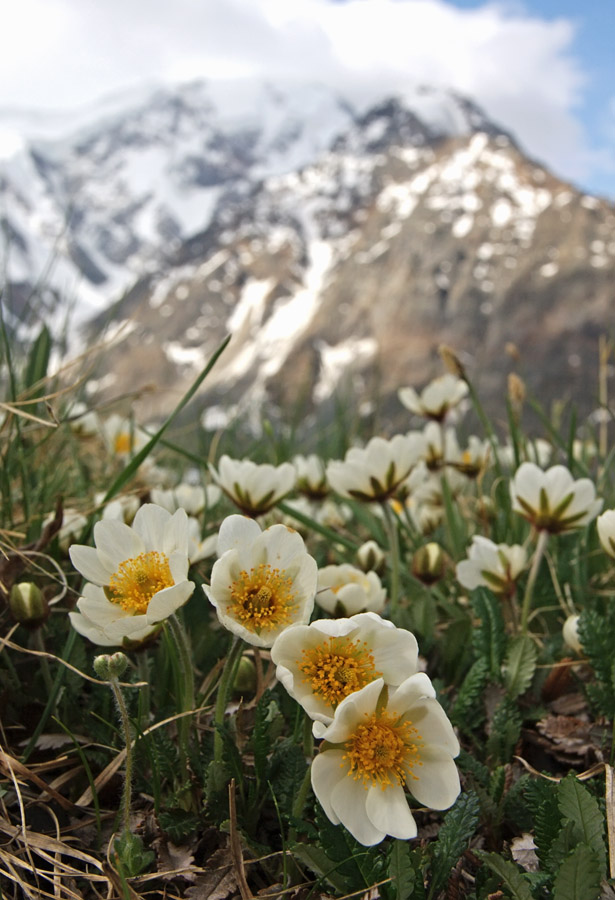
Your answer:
(409, 746), (460, 809)
(330, 772), (385, 845)
(146, 581), (194, 622)
(217, 515), (262, 557)
(409, 699), (460, 757)
(310, 751), (345, 825)
(69, 611), (118, 646)
(93, 519), (144, 566)
(320, 679), (383, 744)
(69, 545), (115, 584)
(365, 784), (418, 840)
(133, 503), (171, 550)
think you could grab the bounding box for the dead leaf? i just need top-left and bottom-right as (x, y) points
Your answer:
(510, 833), (539, 872)
(185, 847), (238, 900)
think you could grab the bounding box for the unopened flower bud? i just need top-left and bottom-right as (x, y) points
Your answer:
(233, 655), (256, 695)
(412, 543), (448, 585)
(355, 540), (385, 574)
(9, 582), (48, 628)
(438, 344), (466, 379)
(562, 615), (582, 655)
(93, 652), (129, 680)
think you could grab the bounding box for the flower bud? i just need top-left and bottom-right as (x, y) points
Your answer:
(233, 655), (257, 696)
(93, 652), (130, 680)
(412, 542), (448, 585)
(355, 540), (385, 574)
(9, 582), (49, 628)
(562, 615), (582, 655)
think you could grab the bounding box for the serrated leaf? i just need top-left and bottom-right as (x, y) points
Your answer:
(553, 845), (601, 900)
(471, 590), (507, 680)
(451, 658), (488, 732)
(291, 842), (351, 893)
(558, 775), (606, 879)
(503, 635), (538, 698)
(387, 840), (416, 900)
(430, 791), (480, 894)
(114, 831), (155, 878)
(476, 851), (534, 900)
(486, 696), (522, 765)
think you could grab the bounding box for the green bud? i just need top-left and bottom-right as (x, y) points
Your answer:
(233, 655), (256, 695)
(93, 652), (130, 680)
(9, 582), (48, 628)
(412, 542), (448, 585)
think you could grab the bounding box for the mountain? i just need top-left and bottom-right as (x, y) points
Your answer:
(1, 79), (613, 434)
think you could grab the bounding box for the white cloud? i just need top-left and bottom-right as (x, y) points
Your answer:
(0, 0), (599, 188)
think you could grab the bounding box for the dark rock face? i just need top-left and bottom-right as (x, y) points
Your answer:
(2, 80), (614, 431)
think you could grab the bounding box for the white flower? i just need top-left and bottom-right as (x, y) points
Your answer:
(210, 456), (296, 516)
(150, 483), (221, 516)
(326, 434), (424, 502)
(100, 414), (149, 461)
(496, 439), (553, 470)
(597, 509), (615, 558)
(421, 422), (461, 471)
(99, 493), (141, 524)
(43, 508), (88, 552)
(456, 536), (527, 595)
(187, 517), (218, 564)
(66, 401), (100, 437)
(356, 540), (386, 573)
(510, 463), (603, 534)
(398, 374), (468, 421)
(271, 613), (419, 732)
(293, 454), (328, 498)
(68, 504), (195, 646)
(452, 436), (492, 478)
(205, 515), (317, 648)
(311, 676), (460, 845)
(316, 564), (386, 616)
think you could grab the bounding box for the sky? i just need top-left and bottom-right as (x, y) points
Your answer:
(1, 0), (614, 199)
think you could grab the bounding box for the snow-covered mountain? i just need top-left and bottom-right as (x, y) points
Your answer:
(1, 79), (613, 430)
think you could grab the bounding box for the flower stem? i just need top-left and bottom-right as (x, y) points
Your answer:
(520, 529), (549, 635)
(108, 675), (133, 836)
(167, 614), (195, 765)
(213, 636), (244, 764)
(382, 501), (401, 615)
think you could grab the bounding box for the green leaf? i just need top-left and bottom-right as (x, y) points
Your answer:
(486, 696), (522, 765)
(387, 840), (416, 900)
(476, 851), (533, 900)
(158, 808), (201, 843)
(503, 635), (538, 698)
(471, 590), (507, 681)
(558, 775), (606, 879)
(114, 831), (155, 878)
(24, 324), (51, 394)
(552, 845), (601, 900)
(268, 738), (308, 818)
(450, 658), (488, 732)
(430, 791), (480, 894)
(291, 842), (350, 893)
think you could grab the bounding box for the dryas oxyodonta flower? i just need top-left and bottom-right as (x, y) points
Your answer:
(68, 504), (195, 646)
(311, 675), (460, 846)
(597, 509), (615, 558)
(510, 463), (603, 534)
(209, 456), (296, 516)
(456, 536), (527, 596)
(205, 515), (317, 648)
(316, 564), (386, 616)
(326, 434), (424, 502)
(271, 612), (419, 733)
(398, 374), (468, 422)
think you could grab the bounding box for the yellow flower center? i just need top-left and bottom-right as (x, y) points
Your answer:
(343, 711), (422, 790)
(114, 432), (132, 455)
(108, 551), (174, 614)
(229, 564), (296, 633)
(299, 637), (381, 710)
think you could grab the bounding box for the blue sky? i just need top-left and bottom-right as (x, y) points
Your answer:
(1, 0), (614, 198)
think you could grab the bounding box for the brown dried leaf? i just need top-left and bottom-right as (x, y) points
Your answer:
(185, 847), (238, 900)
(153, 836), (196, 882)
(510, 833), (539, 872)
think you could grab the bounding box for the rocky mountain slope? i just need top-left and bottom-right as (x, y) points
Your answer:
(1, 80), (613, 432)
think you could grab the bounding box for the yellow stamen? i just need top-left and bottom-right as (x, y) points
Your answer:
(343, 711), (422, 790)
(229, 564), (296, 633)
(108, 551), (174, 614)
(299, 637), (380, 709)
(114, 432), (132, 455)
